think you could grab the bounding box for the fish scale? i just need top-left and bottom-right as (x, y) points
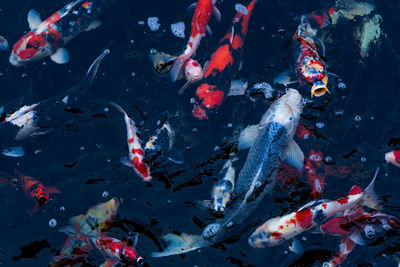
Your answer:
(234, 122), (288, 196)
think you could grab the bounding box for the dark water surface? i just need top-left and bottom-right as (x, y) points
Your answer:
(1, 0), (400, 266)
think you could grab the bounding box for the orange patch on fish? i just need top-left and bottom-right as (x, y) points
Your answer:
(205, 44), (234, 76)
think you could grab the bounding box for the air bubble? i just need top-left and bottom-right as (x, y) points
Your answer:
(0, 36), (8, 51)
(170, 22), (185, 38)
(316, 122), (324, 129)
(335, 109), (343, 118)
(354, 115), (361, 123)
(338, 82), (347, 89)
(102, 191), (109, 199)
(147, 17), (160, 31)
(49, 218), (57, 228)
(324, 156), (333, 163)
(60, 206), (65, 212)
(360, 157), (367, 163)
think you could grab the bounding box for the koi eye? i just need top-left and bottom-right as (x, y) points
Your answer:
(37, 195), (48, 205)
(136, 257), (144, 264)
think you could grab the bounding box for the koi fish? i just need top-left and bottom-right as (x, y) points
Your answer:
(248, 167), (381, 248)
(200, 157), (238, 213)
(320, 209), (400, 266)
(0, 173), (61, 214)
(10, 0), (115, 66)
(50, 198), (121, 266)
(110, 103), (151, 182)
(170, 0), (220, 82)
(2, 103), (40, 140)
(151, 89), (303, 257)
(385, 149), (400, 168)
(60, 226), (143, 265)
(293, 18), (328, 97)
(304, 149), (325, 198)
(192, 0), (257, 119)
(149, 50), (203, 93)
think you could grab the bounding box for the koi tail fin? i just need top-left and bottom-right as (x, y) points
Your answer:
(109, 102), (127, 116)
(151, 233), (208, 258)
(59, 225), (78, 237)
(362, 167), (381, 210)
(170, 55), (189, 82)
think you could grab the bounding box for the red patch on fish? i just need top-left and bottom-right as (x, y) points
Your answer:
(348, 185), (362, 196)
(132, 157), (150, 181)
(394, 149), (400, 162)
(128, 138), (134, 144)
(337, 197), (349, 205)
(131, 148), (143, 156)
(295, 208), (313, 229)
(204, 44), (234, 76)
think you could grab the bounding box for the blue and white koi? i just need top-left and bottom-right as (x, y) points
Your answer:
(10, 0), (115, 66)
(151, 89), (304, 257)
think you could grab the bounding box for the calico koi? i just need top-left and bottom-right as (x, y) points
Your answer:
(10, 0), (115, 66)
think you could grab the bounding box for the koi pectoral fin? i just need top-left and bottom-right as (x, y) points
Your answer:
(85, 20), (102, 32)
(282, 139), (304, 172)
(238, 124), (259, 150)
(120, 157), (133, 168)
(213, 6), (221, 22)
(47, 186), (61, 194)
(51, 48), (70, 64)
(151, 233), (207, 258)
(27, 9), (42, 30)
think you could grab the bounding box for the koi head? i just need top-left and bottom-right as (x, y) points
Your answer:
(35, 185), (49, 205)
(184, 59), (203, 84)
(248, 218), (284, 248)
(10, 32), (52, 66)
(310, 74), (328, 97)
(211, 180), (233, 213)
(262, 89), (303, 137)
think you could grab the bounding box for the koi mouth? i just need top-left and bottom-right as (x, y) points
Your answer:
(311, 83), (328, 97)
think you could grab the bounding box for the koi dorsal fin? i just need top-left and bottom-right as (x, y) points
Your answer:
(348, 185), (362, 196)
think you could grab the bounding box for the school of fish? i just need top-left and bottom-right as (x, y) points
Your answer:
(0, 0), (399, 266)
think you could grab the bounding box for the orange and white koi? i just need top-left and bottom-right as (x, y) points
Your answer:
(248, 168), (381, 248)
(10, 0), (115, 66)
(170, 0), (220, 82)
(110, 103), (151, 182)
(192, 0), (257, 119)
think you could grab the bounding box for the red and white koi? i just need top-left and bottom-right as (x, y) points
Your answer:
(320, 209), (400, 266)
(385, 149), (400, 168)
(110, 103), (151, 182)
(60, 226), (143, 265)
(248, 168), (381, 248)
(293, 18), (328, 97)
(192, 0), (257, 119)
(170, 0), (220, 82)
(10, 0), (115, 66)
(304, 149), (325, 198)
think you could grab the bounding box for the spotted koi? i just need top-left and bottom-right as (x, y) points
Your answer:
(248, 168), (381, 248)
(10, 0), (115, 66)
(170, 0), (220, 82)
(110, 102), (151, 182)
(192, 0), (257, 119)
